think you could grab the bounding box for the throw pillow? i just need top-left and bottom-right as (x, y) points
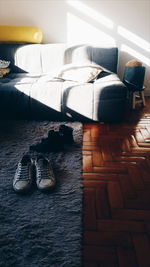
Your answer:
(56, 62), (103, 82)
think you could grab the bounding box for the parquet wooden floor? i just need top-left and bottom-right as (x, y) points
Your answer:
(82, 98), (150, 267)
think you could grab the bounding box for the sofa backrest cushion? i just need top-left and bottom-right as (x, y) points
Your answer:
(0, 43), (118, 74)
(0, 43), (66, 74)
(65, 45), (118, 73)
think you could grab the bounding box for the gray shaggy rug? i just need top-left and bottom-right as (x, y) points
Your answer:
(0, 121), (83, 267)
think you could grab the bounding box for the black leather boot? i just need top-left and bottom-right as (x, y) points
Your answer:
(59, 125), (74, 144)
(30, 130), (64, 152)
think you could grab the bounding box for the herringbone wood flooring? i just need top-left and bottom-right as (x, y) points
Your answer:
(82, 98), (150, 267)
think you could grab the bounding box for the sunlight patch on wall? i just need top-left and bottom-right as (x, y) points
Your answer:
(121, 44), (150, 66)
(67, 12), (115, 46)
(118, 26), (150, 53)
(66, 0), (114, 29)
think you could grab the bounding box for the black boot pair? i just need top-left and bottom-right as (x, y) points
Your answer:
(30, 124), (74, 153)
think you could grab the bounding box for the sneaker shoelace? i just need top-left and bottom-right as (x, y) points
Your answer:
(17, 163), (30, 181)
(37, 161), (54, 180)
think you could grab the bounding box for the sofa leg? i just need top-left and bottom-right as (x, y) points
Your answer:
(132, 92), (136, 109)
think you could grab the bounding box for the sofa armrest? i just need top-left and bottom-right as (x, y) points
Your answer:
(93, 74), (127, 122)
(94, 74), (127, 100)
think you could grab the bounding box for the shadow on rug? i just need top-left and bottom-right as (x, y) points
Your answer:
(0, 121), (83, 267)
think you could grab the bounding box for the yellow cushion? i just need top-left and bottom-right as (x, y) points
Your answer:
(0, 25), (43, 43)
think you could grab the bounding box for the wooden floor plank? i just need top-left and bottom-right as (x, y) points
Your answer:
(83, 245), (117, 262)
(132, 233), (150, 267)
(117, 247), (138, 267)
(84, 231), (132, 247)
(97, 220), (145, 233)
(95, 184), (111, 219)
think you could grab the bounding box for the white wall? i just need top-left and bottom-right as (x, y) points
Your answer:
(0, 0), (150, 93)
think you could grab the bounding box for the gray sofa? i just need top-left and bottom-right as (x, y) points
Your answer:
(0, 43), (127, 122)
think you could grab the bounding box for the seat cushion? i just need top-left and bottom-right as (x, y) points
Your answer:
(0, 73), (94, 120)
(0, 72), (127, 122)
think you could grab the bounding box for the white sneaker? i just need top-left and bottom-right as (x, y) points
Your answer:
(13, 155), (34, 193)
(35, 156), (56, 191)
